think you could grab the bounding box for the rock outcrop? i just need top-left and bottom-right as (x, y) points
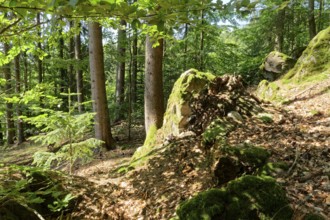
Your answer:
(257, 26), (330, 103)
(260, 51), (295, 81)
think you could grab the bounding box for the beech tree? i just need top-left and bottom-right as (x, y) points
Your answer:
(144, 33), (165, 133)
(88, 21), (115, 150)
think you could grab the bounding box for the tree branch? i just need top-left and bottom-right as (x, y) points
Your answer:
(0, 17), (22, 35)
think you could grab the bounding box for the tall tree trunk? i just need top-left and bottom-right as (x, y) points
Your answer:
(308, 0), (317, 39)
(23, 52), (29, 91)
(59, 20), (67, 95)
(275, 8), (285, 52)
(4, 43), (15, 145)
(37, 13), (43, 83)
(144, 35), (165, 133)
(200, 9), (205, 71)
(88, 21), (115, 150)
(184, 23), (189, 71)
(75, 22), (84, 113)
(131, 27), (138, 106)
(0, 123), (3, 145)
(318, 0), (323, 32)
(14, 54), (24, 144)
(69, 21), (76, 97)
(115, 19), (127, 121)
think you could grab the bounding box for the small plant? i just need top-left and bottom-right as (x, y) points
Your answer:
(23, 90), (103, 174)
(0, 165), (75, 219)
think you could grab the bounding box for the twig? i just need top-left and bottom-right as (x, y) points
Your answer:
(286, 148), (300, 177)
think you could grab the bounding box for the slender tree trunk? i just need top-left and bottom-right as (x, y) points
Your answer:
(275, 8), (285, 52)
(23, 52), (29, 91)
(318, 0), (323, 31)
(144, 35), (165, 133)
(184, 23), (189, 71)
(14, 54), (24, 144)
(4, 43), (15, 145)
(37, 13), (43, 83)
(200, 9), (205, 71)
(308, 0), (317, 39)
(69, 21), (76, 97)
(131, 27), (138, 106)
(75, 22), (84, 113)
(88, 21), (115, 150)
(0, 123), (3, 145)
(115, 19), (127, 121)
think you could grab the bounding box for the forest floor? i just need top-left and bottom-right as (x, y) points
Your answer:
(1, 80), (329, 219)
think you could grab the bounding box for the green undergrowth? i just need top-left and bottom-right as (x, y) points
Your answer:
(0, 165), (76, 219)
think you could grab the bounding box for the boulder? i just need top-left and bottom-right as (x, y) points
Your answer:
(177, 175), (293, 220)
(284, 26), (330, 81)
(260, 51), (295, 81)
(162, 69), (215, 137)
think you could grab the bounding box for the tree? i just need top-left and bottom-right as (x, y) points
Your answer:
(36, 13), (43, 84)
(3, 42), (15, 145)
(115, 19), (127, 121)
(144, 33), (165, 133)
(88, 21), (115, 150)
(74, 21), (84, 113)
(308, 0), (317, 39)
(14, 54), (24, 144)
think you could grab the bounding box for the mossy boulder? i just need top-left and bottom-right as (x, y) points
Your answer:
(177, 175), (293, 220)
(256, 80), (286, 103)
(256, 27), (330, 103)
(284, 26), (330, 82)
(131, 69), (215, 167)
(260, 51), (295, 81)
(162, 69), (215, 137)
(214, 144), (271, 184)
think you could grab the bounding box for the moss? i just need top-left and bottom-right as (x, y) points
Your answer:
(177, 189), (227, 220)
(177, 175), (293, 220)
(221, 144), (271, 168)
(258, 162), (289, 177)
(303, 213), (325, 220)
(256, 80), (286, 103)
(256, 113), (274, 124)
(202, 119), (235, 146)
(283, 26), (330, 82)
(162, 69), (215, 137)
(130, 124), (158, 167)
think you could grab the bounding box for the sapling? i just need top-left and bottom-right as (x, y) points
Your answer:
(23, 89), (103, 174)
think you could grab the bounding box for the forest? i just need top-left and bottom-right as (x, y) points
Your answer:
(0, 0), (329, 219)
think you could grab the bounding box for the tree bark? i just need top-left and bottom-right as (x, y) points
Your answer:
(36, 13), (43, 83)
(144, 35), (165, 133)
(131, 26), (138, 106)
(69, 21), (76, 97)
(308, 0), (317, 40)
(14, 54), (24, 144)
(88, 21), (115, 150)
(115, 19), (127, 121)
(4, 43), (15, 145)
(75, 22), (84, 113)
(200, 8), (205, 71)
(275, 8), (285, 52)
